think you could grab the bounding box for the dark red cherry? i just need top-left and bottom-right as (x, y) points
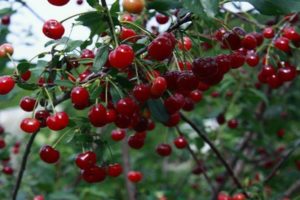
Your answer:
(222, 32), (241, 50)
(267, 74), (282, 89)
(246, 51), (259, 67)
(108, 163), (123, 177)
(156, 13), (169, 24)
(174, 136), (188, 149)
(20, 96), (36, 112)
(176, 71), (199, 92)
(106, 109), (117, 123)
(252, 32), (264, 46)
(227, 119), (238, 129)
(35, 110), (50, 127)
(2, 166), (13, 175)
(20, 118), (40, 133)
(81, 165), (106, 183)
(147, 35), (173, 61)
(75, 151), (97, 170)
(1, 15), (10, 25)
(46, 112), (69, 131)
(128, 134), (145, 149)
(109, 44), (134, 69)
(192, 57), (218, 79)
(165, 112), (180, 127)
(127, 171), (142, 183)
(151, 76), (167, 97)
(71, 86), (90, 108)
(156, 144), (172, 156)
(283, 27), (300, 41)
(48, 0), (70, 6)
(133, 84), (151, 102)
(0, 139), (6, 149)
(0, 76), (15, 95)
(111, 129), (126, 141)
(189, 90), (203, 102)
(21, 70), (31, 81)
(39, 145), (60, 164)
(274, 37), (290, 52)
(277, 66), (297, 82)
(241, 34), (257, 50)
(42, 19), (65, 40)
(116, 97), (137, 117)
(88, 104), (107, 127)
(216, 54), (231, 74)
(115, 114), (131, 128)
(230, 52), (245, 68)
(216, 113), (226, 125)
(263, 27), (275, 39)
(164, 93), (185, 114)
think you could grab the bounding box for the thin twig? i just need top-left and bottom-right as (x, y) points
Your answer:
(14, 0), (45, 22)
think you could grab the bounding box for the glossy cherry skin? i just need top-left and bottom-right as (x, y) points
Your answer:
(122, 0), (145, 14)
(81, 165), (106, 183)
(263, 27), (275, 38)
(174, 136), (188, 149)
(21, 70), (31, 81)
(151, 76), (167, 97)
(108, 163), (123, 177)
(241, 34), (257, 50)
(222, 32), (241, 50)
(147, 36), (173, 61)
(39, 145), (60, 164)
(277, 66), (297, 82)
(109, 44), (134, 69)
(227, 119), (238, 129)
(246, 52), (259, 67)
(20, 118), (40, 133)
(230, 52), (245, 69)
(48, 0), (70, 6)
(35, 110), (50, 128)
(115, 114), (131, 128)
(189, 90), (203, 102)
(165, 112), (181, 127)
(156, 13), (169, 24)
(116, 97), (137, 117)
(33, 195), (45, 200)
(164, 93), (185, 114)
(20, 96), (36, 112)
(42, 19), (65, 40)
(267, 74), (282, 89)
(0, 76), (15, 95)
(2, 166), (13, 175)
(106, 109), (117, 123)
(127, 171), (143, 183)
(192, 57), (218, 79)
(88, 104), (107, 127)
(46, 112), (69, 131)
(1, 15), (10, 25)
(120, 27), (137, 42)
(283, 27), (300, 41)
(75, 151), (97, 170)
(178, 36), (192, 51)
(128, 134), (145, 149)
(111, 129), (126, 141)
(156, 144), (172, 157)
(133, 83), (151, 102)
(274, 37), (290, 52)
(71, 86), (90, 108)
(232, 193), (246, 200)
(217, 193), (231, 200)
(0, 139), (6, 149)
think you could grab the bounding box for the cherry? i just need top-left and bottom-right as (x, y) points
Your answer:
(227, 119), (238, 129)
(2, 166), (13, 175)
(148, 35), (173, 61)
(277, 66), (297, 82)
(71, 86), (90, 108)
(178, 36), (192, 51)
(252, 32), (264, 46)
(217, 193), (231, 200)
(192, 57), (218, 80)
(116, 97), (137, 117)
(42, 19), (65, 40)
(222, 31), (241, 50)
(156, 144), (172, 157)
(232, 193), (246, 200)
(88, 104), (107, 127)
(174, 136), (188, 149)
(128, 134), (145, 149)
(106, 109), (117, 123)
(35, 110), (50, 128)
(33, 195), (45, 200)
(132, 116), (149, 132)
(283, 27), (300, 41)
(122, 0), (145, 14)
(1, 15), (10, 25)
(165, 112), (180, 127)
(81, 165), (106, 183)
(21, 70), (31, 81)
(39, 145), (60, 164)
(230, 52), (245, 68)
(267, 74), (282, 89)
(164, 93), (185, 114)
(216, 113), (226, 125)
(20, 118), (40, 133)
(156, 13), (169, 24)
(20, 96), (36, 112)
(241, 34), (257, 50)
(178, 61), (192, 71)
(76, 0), (83, 5)
(246, 51), (259, 67)
(108, 163), (123, 177)
(79, 70), (92, 81)
(133, 83), (151, 102)
(111, 129), (126, 141)
(0, 76), (15, 95)
(115, 114), (131, 128)
(127, 171), (143, 183)
(263, 27), (275, 38)
(176, 71), (199, 92)
(120, 27), (137, 42)
(216, 54), (231, 74)
(274, 37), (290, 52)
(75, 151), (97, 170)
(277, 129), (285, 137)
(121, 14), (134, 22)
(46, 112), (69, 131)
(189, 90), (203, 102)
(0, 139), (6, 149)
(109, 44), (134, 69)
(0, 125), (4, 134)
(48, 0), (70, 6)
(150, 76), (167, 97)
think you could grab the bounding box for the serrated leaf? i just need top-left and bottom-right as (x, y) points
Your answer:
(147, 99), (169, 123)
(147, 0), (182, 12)
(93, 45), (109, 71)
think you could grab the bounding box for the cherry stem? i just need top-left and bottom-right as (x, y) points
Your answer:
(179, 112), (250, 198)
(13, 0), (45, 22)
(12, 131), (39, 200)
(121, 21), (154, 38)
(52, 128), (73, 148)
(44, 88), (56, 113)
(6, 53), (19, 76)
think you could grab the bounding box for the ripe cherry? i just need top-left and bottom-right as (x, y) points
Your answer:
(71, 86), (90, 108)
(120, 27), (137, 42)
(222, 31), (241, 50)
(230, 52), (245, 68)
(111, 129), (126, 141)
(263, 27), (275, 38)
(75, 151), (97, 170)
(0, 139), (6, 149)
(88, 104), (107, 127)
(277, 66), (297, 82)
(33, 195), (45, 200)
(1, 15), (10, 25)
(127, 171), (143, 183)
(174, 136), (188, 149)
(35, 110), (50, 128)
(150, 76), (167, 97)
(164, 93), (185, 114)
(241, 34), (257, 50)
(106, 109), (117, 123)
(274, 37), (290, 52)
(227, 119), (238, 129)
(192, 57), (218, 80)
(148, 35), (173, 61)
(165, 112), (180, 127)
(178, 36), (192, 51)
(21, 70), (31, 81)
(2, 166), (13, 175)
(128, 134), (145, 149)
(246, 52), (259, 67)
(116, 97), (137, 117)
(122, 0), (145, 14)
(0, 76), (15, 95)
(109, 44), (134, 69)
(115, 114), (131, 128)
(108, 163), (123, 177)
(156, 144), (172, 156)
(42, 19), (65, 40)
(156, 13), (169, 24)
(20, 96), (36, 112)
(133, 83), (151, 102)
(81, 165), (106, 183)
(277, 129), (285, 137)
(48, 0), (70, 6)
(217, 193), (231, 200)
(283, 27), (300, 41)
(20, 118), (40, 133)
(232, 193), (246, 200)
(267, 74), (282, 89)
(39, 145), (60, 164)
(46, 112), (69, 131)
(189, 90), (203, 102)
(178, 61), (192, 71)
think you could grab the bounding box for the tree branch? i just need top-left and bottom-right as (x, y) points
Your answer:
(14, 0), (45, 22)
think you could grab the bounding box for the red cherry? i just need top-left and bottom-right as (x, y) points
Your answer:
(116, 97), (137, 117)
(21, 70), (31, 81)
(1, 15), (10, 25)
(215, 28), (227, 41)
(192, 57), (219, 81)
(241, 34), (257, 50)
(165, 112), (180, 127)
(109, 44), (134, 69)
(156, 13), (169, 24)
(283, 27), (300, 41)
(108, 163), (123, 177)
(111, 129), (126, 141)
(120, 27), (137, 42)
(217, 113), (226, 125)
(277, 129), (285, 137)
(252, 32), (264, 46)
(133, 83), (151, 102)
(33, 195), (45, 200)
(127, 171), (142, 183)
(128, 134), (145, 149)
(75, 151), (97, 170)
(88, 104), (107, 127)
(178, 36), (192, 51)
(42, 19), (65, 40)
(267, 74), (282, 89)
(0, 139), (6, 149)
(274, 37), (290, 52)
(178, 61), (192, 71)
(164, 93), (185, 114)
(39, 145), (60, 164)
(121, 14), (134, 22)
(115, 114), (131, 128)
(48, 0), (70, 6)
(150, 76), (167, 97)
(71, 86), (90, 108)
(263, 27), (275, 39)
(148, 35), (173, 61)
(232, 193), (246, 200)
(2, 166), (13, 175)
(230, 52), (245, 69)
(227, 119), (238, 129)
(81, 165), (106, 183)
(174, 136), (188, 149)
(0, 76), (15, 95)
(46, 112), (69, 131)
(277, 66), (297, 82)
(156, 144), (172, 156)
(246, 52), (259, 67)
(106, 109), (117, 123)
(35, 110), (50, 128)
(218, 193), (231, 200)
(79, 70), (92, 81)
(20, 96), (37, 112)
(222, 32), (241, 50)
(20, 118), (40, 133)
(216, 54), (231, 74)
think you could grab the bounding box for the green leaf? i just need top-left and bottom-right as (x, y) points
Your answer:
(200, 0), (219, 17)
(247, 88), (269, 106)
(75, 11), (107, 39)
(182, 0), (204, 17)
(17, 82), (38, 91)
(65, 40), (84, 52)
(244, 0), (300, 15)
(114, 75), (133, 89)
(54, 80), (74, 88)
(0, 8), (15, 18)
(147, 0), (182, 12)
(17, 62), (31, 74)
(110, 0), (120, 13)
(93, 45), (109, 71)
(147, 99), (169, 123)
(87, 0), (101, 9)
